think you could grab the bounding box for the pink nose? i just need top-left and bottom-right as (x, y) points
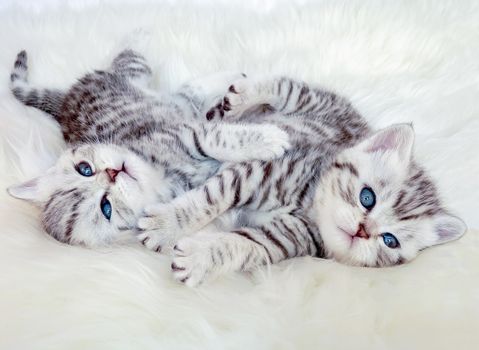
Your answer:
(106, 168), (120, 182)
(355, 224), (370, 239)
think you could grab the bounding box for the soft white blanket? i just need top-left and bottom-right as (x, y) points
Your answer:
(1, 1), (478, 349)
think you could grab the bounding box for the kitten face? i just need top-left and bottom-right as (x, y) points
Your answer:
(314, 124), (466, 267)
(8, 144), (166, 246)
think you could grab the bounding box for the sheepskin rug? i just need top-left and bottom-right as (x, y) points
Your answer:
(1, 0), (478, 349)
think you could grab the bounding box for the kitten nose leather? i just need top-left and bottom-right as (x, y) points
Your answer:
(106, 168), (120, 183)
(355, 224), (370, 239)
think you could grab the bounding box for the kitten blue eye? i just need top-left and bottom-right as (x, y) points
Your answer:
(382, 233), (400, 249)
(100, 195), (112, 220)
(77, 161), (93, 177)
(359, 187), (376, 210)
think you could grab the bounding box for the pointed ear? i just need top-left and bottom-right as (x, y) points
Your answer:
(363, 124), (415, 163)
(7, 178), (45, 204)
(432, 213), (467, 245)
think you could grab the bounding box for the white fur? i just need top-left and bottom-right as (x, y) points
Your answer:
(1, 0), (478, 349)
(314, 125), (465, 266)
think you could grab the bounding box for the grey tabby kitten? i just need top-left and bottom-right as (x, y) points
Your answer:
(137, 75), (467, 286)
(7, 50), (291, 247)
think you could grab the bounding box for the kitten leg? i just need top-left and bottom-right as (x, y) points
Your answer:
(174, 72), (247, 120)
(207, 76), (350, 120)
(136, 160), (322, 259)
(111, 49), (153, 87)
(10, 50), (65, 121)
(194, 122), (290, 162)
(136, 162), (263, 250)
(171, 230), (271, 287)
(172, 213), (321, 287)
(176, 121), (291, 163)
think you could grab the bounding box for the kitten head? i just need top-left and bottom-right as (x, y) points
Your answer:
(8, 143), (168, 246)
(314, 124), (466, 267)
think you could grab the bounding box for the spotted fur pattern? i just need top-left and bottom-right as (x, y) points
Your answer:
(137, 76), (466, 287)
(8, 51), (291, 246)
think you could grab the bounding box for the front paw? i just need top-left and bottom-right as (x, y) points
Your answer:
(171, 236), (217, 287)
(135, 204), (181, 253)
(251, 125), (291, 160)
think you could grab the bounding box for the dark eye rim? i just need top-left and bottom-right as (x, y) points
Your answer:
(359, 186), (376, 210)
(100, 194), (112, 221)
(382, 232), (400, 249)
(75, 161), (94, 177)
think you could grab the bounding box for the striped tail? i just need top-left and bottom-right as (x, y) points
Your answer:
(10, 50), (65, 119)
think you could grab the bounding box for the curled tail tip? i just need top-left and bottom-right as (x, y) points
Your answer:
(11, 50), (28, 84)
(14, 50), (28, 69)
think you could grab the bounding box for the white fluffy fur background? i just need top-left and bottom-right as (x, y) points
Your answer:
(1, 1), (478, 349)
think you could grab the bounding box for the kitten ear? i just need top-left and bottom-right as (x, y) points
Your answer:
(363, 123), (415, 163)
(432, 213), (467, 245)
(7, 178), (46, 204)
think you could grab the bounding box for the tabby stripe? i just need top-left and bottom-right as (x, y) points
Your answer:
(333, 161), (358, 177)
(245, 163), (253, 179)
(181, 125), (208, 160)
(392, 190), (407, 210)
(280, 80), (294, 111)
(278, 219), (303, 252)
(261, 226), (288, 258)
(230, 170), (242, 208)
(192, 130), (207, 158)
(272, 221), (298, 256)
(261, 161), (273, 186)
(296, 182), (310, 206)
(243, 193), (256, 206)
(218, 174), (225, 196)
(44, 188), (76, 212)
(276, 78), (284, 96)
(301, 101), (319, 116)
(25, 89), (39, 106)
(296, 216), (324, 257)
(240, 251), (254, 271)
(258, 185), (271, 208)
(398, 209), (439, 222)
(64, 194), (84, 239)
(204, 185), (213, 205)
(338, 179), (355, 206)
(286, 158), (299, 177)
(296, 94), (312, 114)
(232, 230), (273, 263)
(303, 121), (329, 139)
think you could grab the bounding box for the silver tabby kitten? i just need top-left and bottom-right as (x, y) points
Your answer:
(137, 75), (467, 287)
(7, 50), (291, 247)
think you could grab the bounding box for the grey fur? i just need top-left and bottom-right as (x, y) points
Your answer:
(137, 75), (466, 286)
(9, 50), (290, 245)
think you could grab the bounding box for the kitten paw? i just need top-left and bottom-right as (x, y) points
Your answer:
(206, 77), (257, 121)
(171, 235), (218, 287)
(135, 204), (181, 253)
(247, 125), (291, 160)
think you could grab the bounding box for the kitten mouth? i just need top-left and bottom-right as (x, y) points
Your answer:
(121, 162), (137, 181)
(338, 226), (354, 238)
(338, 226), (356, 248)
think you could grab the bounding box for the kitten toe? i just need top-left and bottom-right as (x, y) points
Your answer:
(136, 231), (162, 252)
(171, 237), (213, 287)
(205, 103), (224, 121)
